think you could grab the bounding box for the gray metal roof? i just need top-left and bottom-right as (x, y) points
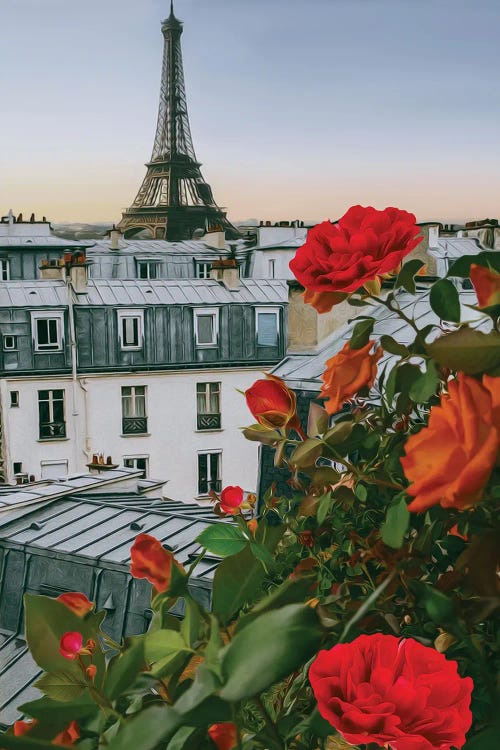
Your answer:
(88, 238), (249, 257)
(0, 633), (43, 729)
(273, 288), (490, 390)
(0, 236), (95, 248)
(0, 278), (288, 308)
(254, 237), (305, 251)
(432, 237), (484, 258)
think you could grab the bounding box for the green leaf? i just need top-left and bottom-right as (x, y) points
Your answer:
(212, 524), (284, 623)
(107, 705), (183, 750)
(381, 496), (410, 549)
(463, 726), (500, 749)
(290, 438), (323, 468)
(180, 597), (204, 647)
(380, 334), (410, 357)
(24, 594), (105, 688)
(237, 576), (318, 632)
(447, 250), (500, 278)
(33, 671), (87, 703)
(385, 365), (398, 405)
(167, 727), (201, 750)
(242, 424), (283, 445)
(408, 359), (440, 403)
(219, 604), (322, 701)
(204, 615), (224, 677)
(349, 317), (375, 349)
(316, 492), (332, 525)
(340, 570), (397, 642)
(427, 327), (500, 375)
(249, 541), (275, 568)
(307, 401), (328, 437)
(19, 694), (98, 724)
(0, 737), (61, 749)
(104, 636), (146, 700)
(411, 581), (457, 629)
(395, 258), (425, 294)
(429, 279), (461, 322)
(144, 629), (192, 676)
(323, 420), (353, 446)
(196, 524), (248, 557)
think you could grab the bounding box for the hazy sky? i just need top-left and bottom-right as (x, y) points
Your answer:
(1, 0), (499, 224)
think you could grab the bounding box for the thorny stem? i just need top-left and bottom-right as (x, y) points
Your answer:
(253, 696), (286, 750)
(365, 292), (423, 339)
(187, 549), (206, 578)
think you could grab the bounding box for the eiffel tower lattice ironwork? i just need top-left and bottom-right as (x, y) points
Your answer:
(118, 2), (240, 241)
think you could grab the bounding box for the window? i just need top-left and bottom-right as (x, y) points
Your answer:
(137, 261), (160, 279)
(124, 456), (149, 478)
(10, 391), (19, 408)
(117, 309), (144, 350)
(268, 259), (276, 279)
(196, 382), (221, 430)
(198, 451), (221, 495)
(32, 312), (64, 352)
(196, 261), (211, 279)
(122, 386), (148, 434)
(0, 259), (10, 281)
(256, 307), (279, 347)
(38, 389), (66, 439)
(3, 335), (17, 351)
(13, 462), (22, 475)
(194, 308), (219, 347)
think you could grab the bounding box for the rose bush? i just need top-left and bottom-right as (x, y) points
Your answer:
(3, 206), (499, 750)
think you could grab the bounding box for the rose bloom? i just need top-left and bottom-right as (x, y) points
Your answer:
(309, 633), (473, 750)
(320, 340), (382, 415)
(401, 374), (500, 512)
(245, 374), (301, 432)
(59, 631), (83, 660)
(219, 485), (244, 514)
(130, 533), (184, 593)
(57, 592), (94, 617)
(290, 205), (422, 312)
(470, 263), (500, 308)
(208, 722), (238, 750)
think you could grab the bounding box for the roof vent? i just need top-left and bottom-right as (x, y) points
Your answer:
(130, 521), (144, 531)
(29, 522), (44, 531)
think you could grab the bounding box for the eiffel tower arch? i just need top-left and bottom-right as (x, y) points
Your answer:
(118, 2), (240, 241)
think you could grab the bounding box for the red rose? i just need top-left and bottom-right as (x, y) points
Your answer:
(245, 373), (302, 433)
(53, 721), (80, 747)
(59, 631), (83, 660)
(208, 722), (238, 750)
(130, 533), (184, 593)
(309, 633), (473, 750)
(290, 205), (422, 312)
(220, 485), (244, 514)
(57, 592), (94, 617)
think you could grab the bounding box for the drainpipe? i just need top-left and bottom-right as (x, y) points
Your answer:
(79, 377), (92, 463)
(66, 276), (82, 472)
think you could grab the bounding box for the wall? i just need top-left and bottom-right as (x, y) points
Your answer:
(0, 368), (265, 501)
(287, 285), (352, 352)
(251, 248), (297, 280)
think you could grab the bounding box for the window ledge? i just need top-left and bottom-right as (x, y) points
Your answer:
(120, 433), (151, 438)
(195, 428), (224, 434)
(37, 437), (69, 443)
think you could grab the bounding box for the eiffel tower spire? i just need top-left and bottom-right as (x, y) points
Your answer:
(118, 3), (240, 241)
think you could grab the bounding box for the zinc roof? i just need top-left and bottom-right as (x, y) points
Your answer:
(433, 237), (484, 258)
(88, 238), (248, 256)
(0, 236), (95, 248)
(0, 278), (288, 308)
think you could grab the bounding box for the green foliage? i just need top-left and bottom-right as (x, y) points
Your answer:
(395, 258), (425, 293)
(196, 524), (249, 557)
(381, 496), (410, 549)
(349, 317), (375, 349)
(429, 278), (461, 322)
(427, 327), (500, 375)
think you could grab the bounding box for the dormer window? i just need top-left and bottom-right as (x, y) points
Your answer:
(194, 308), (219, 347)
(31, 311), (64, 352)
(195, 261), (211, 279)
(137, 260), (161, 279)
(0, 259), (10, 281)
(256, 307), (279, 347)
(117, 309), (144, 350)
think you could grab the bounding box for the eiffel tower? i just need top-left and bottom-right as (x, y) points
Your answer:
(118, 2), (240, 241)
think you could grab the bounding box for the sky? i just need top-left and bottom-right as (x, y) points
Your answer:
(0, 0), (499, 225)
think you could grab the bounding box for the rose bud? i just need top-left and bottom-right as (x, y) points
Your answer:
(130, 533), (185, 593)
(14, 720), (37, 736)
(297, 530), (315, 548)
(247, 518), (258, 536)
(59, 631), (84, 660)
(320, 340), (382, 415)
(57, 592), (94, 617)
(219, 485), (244, 514)
(208, 722), (238, 750)
(470, 263), (500, 308)
(53, 721), (80, 747)
(86, 664), (97, 681)
(245, 374), (303, 434)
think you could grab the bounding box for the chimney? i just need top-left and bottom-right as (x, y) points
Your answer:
(201, 230), (226, 250)
(287, 281), (351, 351)
(210, 258), (240, 290)
(68, 254), (89, 293)
(39, 258), (66, 280)
(428, 225), (440, 249)
(109, 225), (123, 250)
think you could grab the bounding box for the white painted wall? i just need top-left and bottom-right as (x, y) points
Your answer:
(252, 248), (298, 280)
(0, 367), (266, 503)
(255, 226), (307, 246)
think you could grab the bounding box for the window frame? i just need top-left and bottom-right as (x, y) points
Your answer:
(196, 381), (221, 430)
(0, 258), (10, 281)
(117, 309), (144, 351)
(10, 391), (19, 408)
(255, 306), (280, 347)
(38, 389), (66, 440)
(31, 311), (64, 353)
(123, 455), (149, 478)
(121, 385), (148, 435)
(268, 258), (276, 279)
(136, 260), (161, 279)
(3, 334), (18, 351)
(197, 450), (222, 496)
(195, 261), (211, 279)
(194, 307), (219, 348)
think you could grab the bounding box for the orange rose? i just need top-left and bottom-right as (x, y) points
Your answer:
(470, 264), (500, 308)
(401, 374), (500, 512)
(53, 721), (80, 747)
(245, 374), (302, 433)
(208, 723), (238, 750)
(57, 592), (94, 617)
(14, 720), (37, 736)
(320, 340), (382, 415)
(130, 533), (184, 593)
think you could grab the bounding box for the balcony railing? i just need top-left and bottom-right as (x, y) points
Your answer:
(197, 413), (221, 430)
(122, 416), (148, 435)
(39, 422), (66, 440)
